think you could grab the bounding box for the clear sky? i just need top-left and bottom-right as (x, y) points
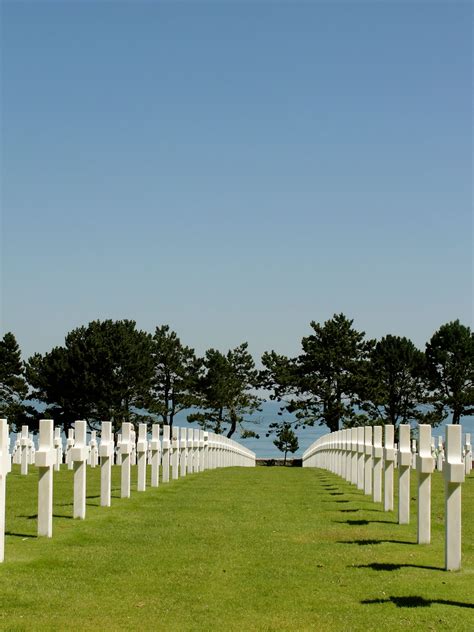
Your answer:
(1, 1), (472, 364)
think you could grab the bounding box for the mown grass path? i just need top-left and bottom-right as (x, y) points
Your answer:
(1, 465), (473, 631)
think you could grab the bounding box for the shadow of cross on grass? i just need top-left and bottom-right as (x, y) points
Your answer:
(335, 518), (395, 525)
(353, 562), (444, 572)
(5, 531), (36, 539)
(338, 539), (417, 546)
(361, 596), (474, 609)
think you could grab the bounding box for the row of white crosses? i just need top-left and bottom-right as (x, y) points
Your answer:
(431, 433), (472, 475)
(302, 424), (468, 571)
(0, 418), (255, 562)
(11, 427), (35, 472)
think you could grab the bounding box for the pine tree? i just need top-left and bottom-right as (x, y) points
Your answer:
(188, 343), (261, 438)
(426, 320), (474, 424)
(148, 325), (202, 428)
(273, 422), (299, 464)
(26, 320), (154, 432)
(0, 332), (33, 430)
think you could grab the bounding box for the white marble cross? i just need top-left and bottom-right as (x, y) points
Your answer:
(179, 427), (187, 477)
(372, 426), (382, 503)
(89, 431), (98, 468)
(356, 427), (364, 490)
(54, 427), (62, 471)
(12, 434), (20, 465)
(363, 426), (372, 495)
(203, 432), (209, 470)
(411, 439), (417, 469)
(150, 424), (161, 487)
(116, 433), (122, 466)
(398, 424), (411, 525)
(162, 425), (170, 483)
(130, 428), (137, 466)
(383, 425), (395, 512)
(0, 419), (11, 562)
(119, 423), (132, 498)
(28, 433), (35, 465)
(437, 436), (444, 471)
(137, 423), (148, 492)
(35, 419), (56, 537)
(20, 425), (29, 476)
(444, 425), (465, 570)
(464, 433), (472, 475)
(171, 426), (179, 480)
(416, 425), (434, 544)
(99, 421), (114, 507)
(71, 420), (89, 519)
(194, 429), (201, 473)
(187, 428), (194, 474)
(350, 428), (357, 485)
(66, 429), (74, 470)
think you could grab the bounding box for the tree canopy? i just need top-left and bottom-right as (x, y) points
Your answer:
(26, 320), (154, 432)
(355, 335), (432, 427)
(273, 422), (299, 464)
(0, 332), (34, 431)
(263, 314), (372, 432)
(3, 315), (472, 440)
(425, 320), (474, 424)
(188, 343), (261, 438)
(148, 325), (202, 428)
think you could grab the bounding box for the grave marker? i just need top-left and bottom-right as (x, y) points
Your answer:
(35, 419), (56, 537)
(187, 428), (194, 474)
(357, 427), (364, 490)
(364, 426), (372, 495)
(54, 427), (62, 471)
(417, 425), (434, 544)
(383, 425), (395, 512)
(12, 434), (20, 465)
(411, 439), (417, 468)
(162, 425), (170, 483)
(171, 426), (179, 480)
(0, 419), (11, 562)
(203, 432), (209, 470)
(130, 428), (137, 466)
(372, 426), (382, 503)
(150, 424), (161, 487)
(20, 425), (29, 475)
(29, 433), (35, 465)
(350, 428), (357, 485)
(199, 430), (205, 472)
(66, 429), (74, 470)
(119, 423), (132, 498)
(137, 423), (148, 491)
(194, 429), (201, 472)
(464, 433), (472, 475)
(437, 436), (444, 471)
(398, 424), (411, 524)
(444, 425), (465, 571)
(180, 427), (187, 477)
(89, 431), (98, 468)
(116, 434), (122, 466)
(99, 421), (114, 507)
(71, 420), (89, 519)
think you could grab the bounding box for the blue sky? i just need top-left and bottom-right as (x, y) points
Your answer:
(1, 1), (472, 365)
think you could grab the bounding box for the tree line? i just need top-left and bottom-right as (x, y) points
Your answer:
(0, 315), (472, 441)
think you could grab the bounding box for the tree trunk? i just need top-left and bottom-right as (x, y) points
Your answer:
(226, 409), (237, 438)
(452, 409), (461, 424)
(283, 449), (288, 465)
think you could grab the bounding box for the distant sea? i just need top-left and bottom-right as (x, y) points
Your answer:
(172, 401), (474, 459)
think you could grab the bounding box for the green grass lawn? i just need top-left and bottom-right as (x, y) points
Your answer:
(0, 464), (473, 631)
